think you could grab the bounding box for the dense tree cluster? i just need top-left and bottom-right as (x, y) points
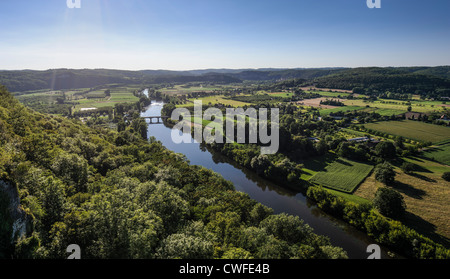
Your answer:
(319, 99), (344, 106)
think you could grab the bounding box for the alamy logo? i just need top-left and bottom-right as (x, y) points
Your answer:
(67, 0), (81, 9)
(367, 0), (381, 9)
(67, 244), (81, 259)
(367, 244), (381, 259)
(170, 101), (280, 155)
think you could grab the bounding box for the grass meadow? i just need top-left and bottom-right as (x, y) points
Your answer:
(355, 156), (450, 244)
(421, 143), (450, 165)
(363, 120), (450, 143)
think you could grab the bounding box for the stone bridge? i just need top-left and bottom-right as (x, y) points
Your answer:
(142, 116), (170, 124)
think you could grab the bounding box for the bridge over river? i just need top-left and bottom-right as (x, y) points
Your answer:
(142, 116), (169, 124)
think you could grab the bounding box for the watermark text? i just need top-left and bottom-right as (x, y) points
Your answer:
(170, 101), (280, 155)
(67, 0), (81, 9)
(367, 0), (381, 9)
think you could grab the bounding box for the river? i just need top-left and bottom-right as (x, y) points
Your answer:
(141, 93), (396, 259)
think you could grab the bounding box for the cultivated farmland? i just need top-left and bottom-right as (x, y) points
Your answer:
(309, 158), (374, 193)
(182, 95), (251, 107)
(319, 106), (366, 116)
(344, 98), (447, 114)
(363, 120), (450, 143)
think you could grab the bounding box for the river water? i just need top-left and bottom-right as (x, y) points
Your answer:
(141, 93), (396, 259)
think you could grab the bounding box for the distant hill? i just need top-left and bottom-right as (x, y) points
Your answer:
(0, 69), (242, 92)
(230, 68), (347, 81)
(0, 69), (139, 92)
(314, 67), (450, 97)
(0, 66), (449, 94)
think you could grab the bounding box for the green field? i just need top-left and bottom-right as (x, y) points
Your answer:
(362, 107), (407, 116)
(14, 86), (141, 112)
(363, 120), (450, 143)
(74, 88), (139, 110)
(421, 143), (450, 165)
(319, 105), (406, 117)
(267, 92), (294, 98)
(309, 158), (374, 193)
(84, 91), (106, 99)
(319, 106), (366, 115)
(179, 95), (251, 107)
(160, 84), (225, 95)
(344, 98), (446, 114)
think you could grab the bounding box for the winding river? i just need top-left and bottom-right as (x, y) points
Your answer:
(141, 92), (397, 259)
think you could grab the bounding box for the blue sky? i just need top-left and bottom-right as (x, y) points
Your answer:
(0, 0), (449, 70)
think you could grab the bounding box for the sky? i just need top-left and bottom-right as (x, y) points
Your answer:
(0, 0), (449, 70)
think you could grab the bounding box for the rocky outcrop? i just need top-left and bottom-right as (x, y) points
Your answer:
(0, 180), (32, 243)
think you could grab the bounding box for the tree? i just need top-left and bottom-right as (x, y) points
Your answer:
(40, 176), (66, 242)
(259, 213), (313, 245)
(51, 153), (89, 193)
(161, 103), (176, 117)
(157, 233), (214, 259)
(337, 142), (351, 158)
(394, 136), (405, 149)
(442, 172), (450, 182)
(375, 141), (397, 159)
(237, 226), (270, 255)
(139, 182), (189, 235)
(206, 211), (241, 245)
(373, 187), (406, 219)
(250, 155), (271, 175)
(154, 166), (182, 188)
(375, 162), (396, 185)
(319, 245), (349, 259)
(117, 120), (126, 132)
(221, 247), (253, 259)
(249, 203), (273, 226)
(256, 235), (291, 259)
(132, 118), (148, 140)
(275, 158), (296, 177)
(315, 140), (328, 155)
(401, 162), (416, 174)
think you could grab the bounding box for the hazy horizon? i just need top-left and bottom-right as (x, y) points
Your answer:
(1, 65), (450, 72)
